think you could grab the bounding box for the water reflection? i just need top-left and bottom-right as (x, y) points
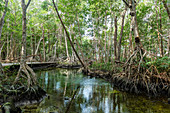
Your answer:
(22, 69), (170, 113)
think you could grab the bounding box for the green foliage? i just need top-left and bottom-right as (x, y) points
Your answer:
(41, 0), (50, 11)
(146, 57), (170, 72)
(90, 62), (112, 71)
(0, 0), (169, 72)
(0, 0), (5, 11)
(90, 61), (123, 72)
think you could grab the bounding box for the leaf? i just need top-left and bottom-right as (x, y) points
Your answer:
(110, 90), (120, 94)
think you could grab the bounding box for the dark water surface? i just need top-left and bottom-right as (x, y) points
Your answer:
(21, 69), (170, 113)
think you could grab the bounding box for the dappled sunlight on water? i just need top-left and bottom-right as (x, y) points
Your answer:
(21, 69), (170, 113)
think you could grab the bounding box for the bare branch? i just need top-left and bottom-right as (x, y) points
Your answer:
(26, 0), (31, 9)
(122, 0), (130, 7)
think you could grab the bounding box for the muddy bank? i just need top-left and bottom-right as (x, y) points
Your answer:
(82, 69), (170, 98)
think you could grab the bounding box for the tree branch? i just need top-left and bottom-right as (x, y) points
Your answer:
(162, 0), (170, 19)
(26, 0), (31, 9)
(122, 0), (130, 7)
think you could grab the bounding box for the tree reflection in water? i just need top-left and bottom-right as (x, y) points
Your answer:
(21, 69), (170, 113)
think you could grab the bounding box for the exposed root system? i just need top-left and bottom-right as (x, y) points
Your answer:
(13, 63), (37, 88)
(0, 84), (46, 112)
(83, 63), (170, 97)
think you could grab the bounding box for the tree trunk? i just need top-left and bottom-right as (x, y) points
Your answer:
(6, 23), (10, 61)
(6, 33), (9, 61)
(155, 0), (163, 57)
(47, 30), (51, 54)
(109, 14), (114, 63)
(64, 30), (70, 60)
(99, 16), (104, 63)
(20, 0), (27, 65)
(123, 42), (127, 59)
(162, 0), (170, 19)
(0, 43), (5, 61)
(104, 11), (107, 63)
(166, 36), (170, 57)
(53, 41), (57, 60)
(35, 37), (43, 57)
(9, 33), (15, 61)
(159, 1), (163, 57)
(98, 39), (103, 63)
(117, 6), (127, 61)
(0, 62), (3, 75)
(32, 28), (35, 59)
(123, 0), (144, 73)
(42, 25), (46, 61)
(129, 16), (133, 56)
(127, 0), (141, 47)
(0, 0), (8, 77)
(14, 0), (36, 87)
(70, 27), (76, 62)
(0, 0), (8, 61)
(114, 16), (118, 61)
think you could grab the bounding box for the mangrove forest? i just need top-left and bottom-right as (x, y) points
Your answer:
(0, 0), (169, 112)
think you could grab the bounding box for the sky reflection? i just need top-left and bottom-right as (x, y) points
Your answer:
(21, 69), (170, 113)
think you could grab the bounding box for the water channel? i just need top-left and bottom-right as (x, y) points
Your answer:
(21, 69), (170, 113)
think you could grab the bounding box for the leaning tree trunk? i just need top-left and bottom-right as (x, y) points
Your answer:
(52, 0), (88, 71)
(35, 37), (43, 57)
(14, 0), (36, 88)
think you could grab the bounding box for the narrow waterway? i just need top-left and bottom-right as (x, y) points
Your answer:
(22, 69), (170, 113)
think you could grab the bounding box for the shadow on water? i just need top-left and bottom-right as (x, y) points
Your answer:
(21, 69), (170, 113)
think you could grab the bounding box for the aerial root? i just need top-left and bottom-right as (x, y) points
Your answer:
(13, 63), (37, 88)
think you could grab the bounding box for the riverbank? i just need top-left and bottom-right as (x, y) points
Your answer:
(82, 68), (170, 99)
(0, 62), (169, 112)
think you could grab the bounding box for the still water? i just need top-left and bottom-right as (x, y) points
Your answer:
(22, 69), (170, 113)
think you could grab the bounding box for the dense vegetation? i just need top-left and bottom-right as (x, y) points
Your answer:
(0, 0), (169, 112)
(0, 0), (169, 66)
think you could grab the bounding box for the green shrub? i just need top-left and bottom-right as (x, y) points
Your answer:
(146, 56), (170, 72)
